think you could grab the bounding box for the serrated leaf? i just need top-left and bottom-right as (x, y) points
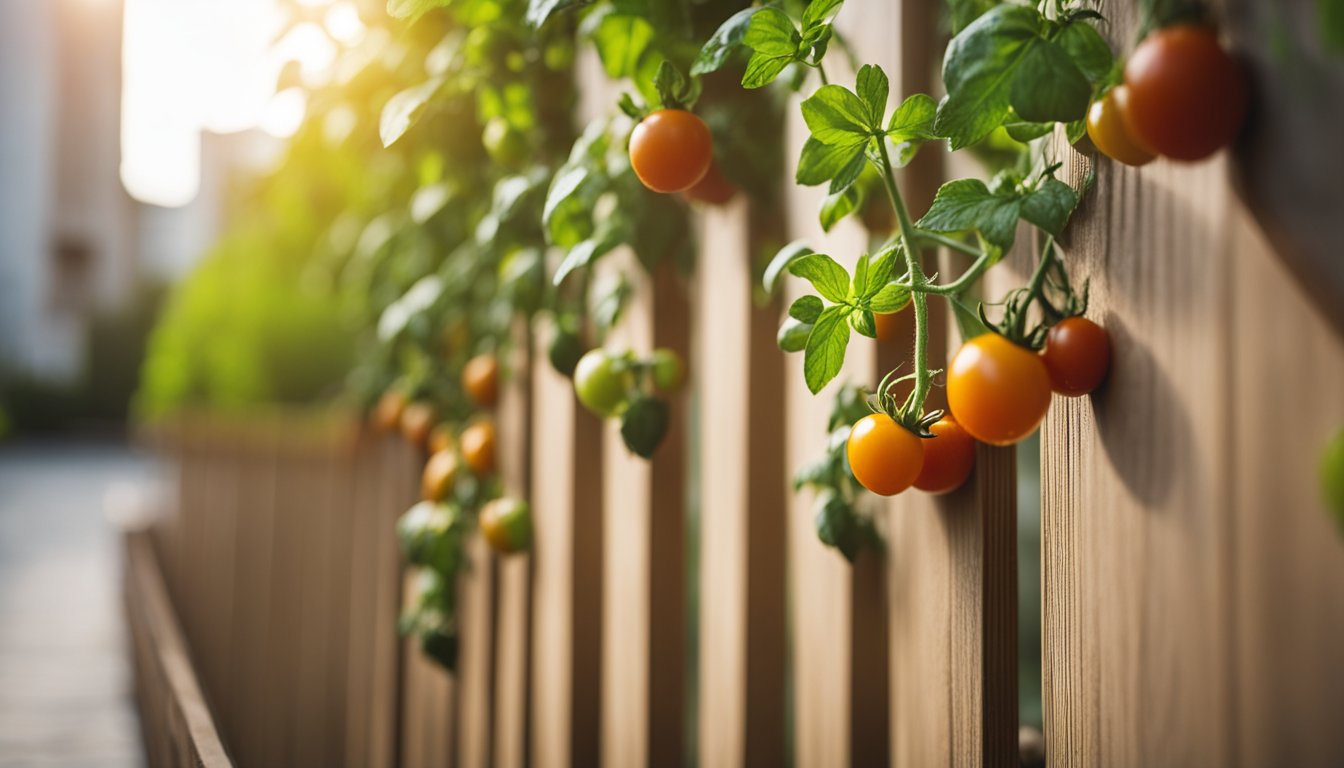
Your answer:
(692, 7), (757, 75)
(819, 186), (860, 232)
(380, 76), (444, 147)
(742, 52), (795, 89)
(854, 64), (889, 128)
(1020, 177), (1079, 235)
(933, 4), (1042, 149)
(804, 305), (851, 393)
(788, 253), (851, 303)
(862, 245), (899, 298)
(743, 7), (800, 55)
(1009, 38), (1090, 123)
(524, 0), (588, 27)
(796, 137), (865, 187)
(763, 240), (815, 293)
(1055, 20), (1113, 82)
(777, 316), (813, 353)
(789, 295), (824, 323)
(849, 308), (877, 338)
(801, 84), (874, 144)
(915, 178), (1022, 249)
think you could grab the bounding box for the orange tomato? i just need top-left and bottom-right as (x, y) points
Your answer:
(947, 334), (1052, 446)
(421, 450), (459, 502)
(846, 413), (925, 496)
(628, 109), (713, 194)
(460, 420), (496, 476)
(1086, 86), (1156, 166)
(400, 401), (437, 449)
(427, 422), (456, 455)
(372, 390), (407, 433)
(913, 417), (976, 495)
(462, 354), (499, 407)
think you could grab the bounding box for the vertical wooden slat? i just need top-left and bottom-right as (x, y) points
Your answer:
(494, 322), (535, 768)
(374, 438), (416, 768)
(294, 447), (335, 767)
(601, 253), (691, 768)
(695, 197), (788, 768)
(530, 315), (604, 768)
(345, 435), (384, 766)
(230, 439), (278, 768)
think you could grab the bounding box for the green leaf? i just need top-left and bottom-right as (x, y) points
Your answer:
(742, 52), (795, 89)
(804, 305), (851, 394)
(801, 84), (874, 144)
(1004, 120), (1054, 142)
(380, 76), (445, 147)
(1065, 118), (1087, 144)
(861, 245), (899, 298)
(620, 395), (669, 459)
(387, 0), (451, 22)
(849, 308), (877, 338)
(869, 282), (911, 313)
(653, 60), (695, 109)
(1055, 20), (1114, 82)
(692, 8), (757, 75)
(819, 186), (860, 232)
(777, 317), (813, 353)
(789, 295), (824, 324)
(949, 295), (990, 342)
(553, 220), (625, 285)
(1009, 39), (1091, 123)
(763, 240), (815, 294)
(946, 0), (998, 33)
(933, 4), (1042, 149)
(854, 64), (889, 128)
(592, 13), (655, 79)
(915, 178), (1022, 249)
(887, 93), (939, 140)
(788, 253), (850, 303)
(743, 7), (800, 55)
(525, 0), (589, 27)
(543, 165), (594, 235)
(829, 151), (867, 195)
(801, 0), (845, 31)
(796, 138), (865, 187)
(1020, 177), (1080, 236)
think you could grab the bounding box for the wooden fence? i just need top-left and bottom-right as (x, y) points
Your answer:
(127, 0), (1344, 766)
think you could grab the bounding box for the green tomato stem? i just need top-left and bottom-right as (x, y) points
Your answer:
(874, 136), (931, 425)
(912, 248), (994, 296)
(915, 231), (981, 258)
(816, 62), (831, 86)
(1014, 235), (1056, 339)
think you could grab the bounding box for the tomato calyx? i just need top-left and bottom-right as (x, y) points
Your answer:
(982, 238), (1090, 350)
(866, 366), (944, 438)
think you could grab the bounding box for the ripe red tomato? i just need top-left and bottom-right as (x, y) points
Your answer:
(1086, 86), (1155, 167)
(913, 417), (976, 495)
(1122, 24), (1248, 161)
(947, 334), (1052, 446)
(846, 413), (925, 496)
(462, 354), (499, 407)
(1041, 317), (1111, 397)
(682, 160), (735, 205)
(629, 109), (713, 194)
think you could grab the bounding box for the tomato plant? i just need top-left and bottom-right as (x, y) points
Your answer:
(1121, 24), (1248, 161)
(913, 417), (976, 495)
(1042, 316), (1111, 396)
(629, 109), (714, 194)
(948, 334), (1053, 446)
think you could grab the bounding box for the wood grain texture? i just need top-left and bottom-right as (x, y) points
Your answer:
(694, 198), (789, 768)
(529, 315), (604, 768)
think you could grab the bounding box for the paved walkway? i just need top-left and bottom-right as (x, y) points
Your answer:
(0, 439), (155, 767)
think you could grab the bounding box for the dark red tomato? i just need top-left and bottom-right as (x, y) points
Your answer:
(682, 160), (736, 205)
(1041, 317), (1111, 397)
(629, 109), (713, 194)
(846, 413), (924, 496)
(1122, 24), (1248, 161)
(913, 417), (976, 495)
(947, 334), (1052, 446)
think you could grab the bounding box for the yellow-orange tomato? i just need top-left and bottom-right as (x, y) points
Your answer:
(427, 422), (456, 455)
(947, 334), (1052, 446)
(682, 160), (736, 205)
(460, 420), (496, 476)
(913, 417), (976, 495)
(1086, 87), (1155, 167)
(873, 310), (903, 342)
(421, 450), (459, 502)
(372, 390), (407, 433)
(462, 354), (499, 407)
(400, 401), (437, 449)
(628, 109), (713, 194)
(846, 413), (925, 496)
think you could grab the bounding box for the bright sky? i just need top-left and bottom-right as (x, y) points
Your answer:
(120, 0), (359, 207)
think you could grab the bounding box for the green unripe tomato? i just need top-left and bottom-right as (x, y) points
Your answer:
(548, 325), (584, 378)
(573, 349), (629, 417)
(482, 116), (528, 168)
(1321, 428), (1344, 533)
(480, 497), (532, 554)
(650, 348), (684, 392)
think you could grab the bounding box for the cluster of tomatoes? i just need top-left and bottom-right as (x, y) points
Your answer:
(1087, 23), (1247, 166)
(375, 352), (532, 555)
(628, 108), (735, 204)
(847, 316), (1111, 498)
